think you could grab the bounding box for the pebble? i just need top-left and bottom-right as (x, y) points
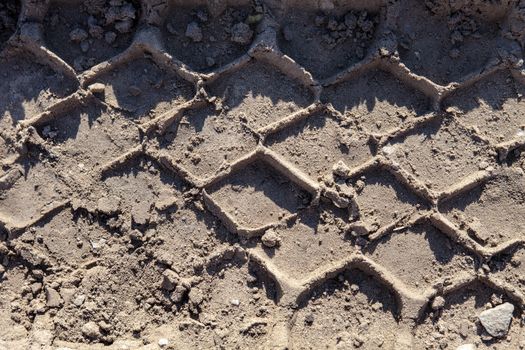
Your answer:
(73, 294), (86, 307)
(261, 229), (281, 248)
(230, 299), (240, 306)
(456, 344), (476, 350)
(158, 338), (169, 347)
(231, 22), (253, 44)
(332, 160), (350, 177)
(479, 302), (514, 337)
(431, 296), (445, 310)
(185, 22), (203, 42)
(128, 85), (142, 96)
(81, 321), (101, 339)
(478, 161), (489, 170)
(45, 287), (63, 308)
(88, 83), (106, 94)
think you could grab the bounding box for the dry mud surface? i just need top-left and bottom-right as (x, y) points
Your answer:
(2, 0), (525, 349)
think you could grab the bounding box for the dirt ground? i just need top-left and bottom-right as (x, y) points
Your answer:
(2, 0), (525, 349)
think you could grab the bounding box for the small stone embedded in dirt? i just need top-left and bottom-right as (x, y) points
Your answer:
(230, 298), (240, 306)
(333, 160), (351, 177)
(431, 296), (445, 310)
(185, 21), (203, 42)
(45, 287), (63, 308)
(128, 85), (142, 96)
(82, 321), (101, 339)
(456, 344), (476, 350)
(88, 82), (106, 94)
(231, 22), (253, 45)
(261, 228), (281, 248)
(479, 302), (514, 337)
(158, 338), (169, 347)
(73, 294), (86, 307)
(348, 221), (373, 236)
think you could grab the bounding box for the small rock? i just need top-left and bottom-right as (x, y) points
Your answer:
(128, 85), (142, 96)
(81, 321), (101, 339)
(479, 302), (514, 337)
(98, 321), (112, 332)
(478, 161), (489, 170)
(231, 22), (253, 44)
(431, 296), (445, 310)
(69, 28), (88, 42)
(230, 299), (240, 306)
(73, 294), (86, 307)
(45, 287), (63, 308)
(88, 83), (106, 94)
(348, 221), (373, 236)
(333, 160), (350, 177)
(185, 21), (202, 42)
(261, 229), (281, 248)
(158, 338), (169, 347)
(456, 344), (476, 350)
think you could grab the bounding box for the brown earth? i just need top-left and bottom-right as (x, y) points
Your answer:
(2, 0), (525, 349)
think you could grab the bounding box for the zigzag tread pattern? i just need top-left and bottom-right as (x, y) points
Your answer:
(1, 0), (525, 349)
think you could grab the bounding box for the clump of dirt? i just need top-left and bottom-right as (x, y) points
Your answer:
(396, 0), (508, 84)
(163, 5), (262, 71)
(278, 8), (379, 79)
(0, 0), (20, 48)
(44, 0), (139, 71)
(424, 0), (498, 47)
(309, 10), (377, 52)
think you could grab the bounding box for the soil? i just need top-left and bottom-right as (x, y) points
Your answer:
(2, 0), (525, 349)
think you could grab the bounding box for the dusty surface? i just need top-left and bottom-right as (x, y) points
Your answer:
(2, 0), (525, 349)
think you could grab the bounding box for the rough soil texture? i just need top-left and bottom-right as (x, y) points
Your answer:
(2, 0), (525, 349)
